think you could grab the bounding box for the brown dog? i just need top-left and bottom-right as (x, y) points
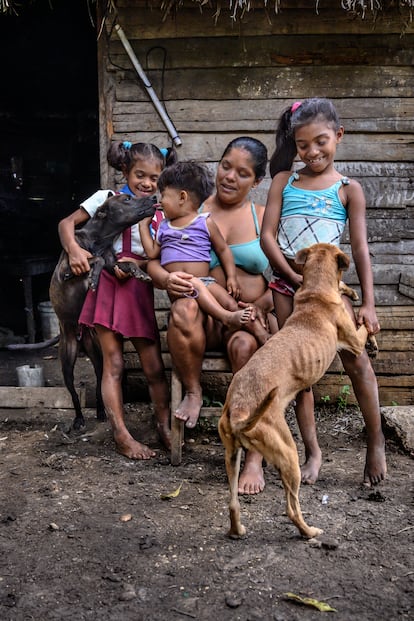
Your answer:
(218, 242), (377, 540)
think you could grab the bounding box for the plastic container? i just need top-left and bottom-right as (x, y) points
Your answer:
(16, 364), (44, 387)
(37, 301), (60, 340)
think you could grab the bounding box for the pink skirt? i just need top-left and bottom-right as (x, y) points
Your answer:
(79, 269), (158, 340)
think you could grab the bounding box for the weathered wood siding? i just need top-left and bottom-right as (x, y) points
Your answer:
(97, 0), (414, 405)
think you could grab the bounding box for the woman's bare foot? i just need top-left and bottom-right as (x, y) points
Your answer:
(238, 450), (265, 495)
(301, 448), (322, 485)
(363, 434), (387, 486)
(244, 317), (272, 346)
(174, 391), (203, 428)
(114, 430), (156, 460)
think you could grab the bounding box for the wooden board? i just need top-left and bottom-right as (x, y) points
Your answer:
(0, 387), (85, 409)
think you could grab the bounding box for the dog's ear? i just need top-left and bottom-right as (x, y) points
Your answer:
(337, 249), (350, 271)
(295, 247), (310, 265)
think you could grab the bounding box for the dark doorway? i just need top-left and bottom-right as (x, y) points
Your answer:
(0, 0), (100, 338)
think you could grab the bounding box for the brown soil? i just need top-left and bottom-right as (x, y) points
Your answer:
(0, 345), (413, 621)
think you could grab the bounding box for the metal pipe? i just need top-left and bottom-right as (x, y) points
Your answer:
(114, 23), (182, 147)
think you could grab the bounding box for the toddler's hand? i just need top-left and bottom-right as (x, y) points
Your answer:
(226, 277), (241, 300)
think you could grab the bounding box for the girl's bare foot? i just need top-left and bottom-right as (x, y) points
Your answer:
(114, 430), (156, 460)
(238, 451), (265, 494)
(301, 449), (322, 485)
(363, 434), (387, 486)
(174, 391), (203, 428)
(156, 421), (172, 451)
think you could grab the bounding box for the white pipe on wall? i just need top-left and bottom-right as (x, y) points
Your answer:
(114, 23), (182, 147)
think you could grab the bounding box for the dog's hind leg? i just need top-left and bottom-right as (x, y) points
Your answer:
(249, 414), (322, 539)
(59, 325), (85, 430)
(81, 328), (106, 422)
(218, 413), (246, 538)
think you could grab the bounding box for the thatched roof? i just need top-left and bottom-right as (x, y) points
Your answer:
(2, 0), (413, 22)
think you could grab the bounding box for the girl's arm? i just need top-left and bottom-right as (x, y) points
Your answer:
(207, 218), (241, 299)
(139, 217), (161, 259)
(260, 172), (303, 289)
(58, 208), (92, 275)
(346, 180), (380, 333)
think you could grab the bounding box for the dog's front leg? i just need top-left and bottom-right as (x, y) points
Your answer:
(226, 446), (246, 538)
(115, 261), (152, 282)
(88, 257), (105, 291)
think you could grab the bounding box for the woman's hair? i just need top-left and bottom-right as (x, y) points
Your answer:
(107, 141), (178, 173)
(269, 98), (341, 178)
(157, 161), (215, 205)
(220, 136), (268, 181)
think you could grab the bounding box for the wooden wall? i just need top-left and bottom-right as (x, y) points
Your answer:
(97, 0), (414, 405)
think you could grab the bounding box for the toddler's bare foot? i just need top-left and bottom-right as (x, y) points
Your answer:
(238, 451), (265, 495)
(363, 434), (387, 486)
(223, 307), (253, 331)
(174, 391), (203, 428)
(301, 449), (322, 485)
(114, 430), (156, 460)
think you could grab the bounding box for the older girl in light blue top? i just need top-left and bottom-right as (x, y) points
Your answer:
(259, 97), (386, 490)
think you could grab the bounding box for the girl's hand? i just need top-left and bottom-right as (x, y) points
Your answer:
(356, 304), (381, 335)
(114, 257), (147, 281)
(226, 276), (241, 301)
(68, 245), (93, 275)
(291, 272), (303, 290)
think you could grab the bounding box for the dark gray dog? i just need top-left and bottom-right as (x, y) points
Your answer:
(49, 192), (156, 430)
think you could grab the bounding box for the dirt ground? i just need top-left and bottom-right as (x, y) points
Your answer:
(0, 344), (413, 621)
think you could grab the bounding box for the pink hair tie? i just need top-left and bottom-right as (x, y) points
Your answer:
(291, 101), (302, 113)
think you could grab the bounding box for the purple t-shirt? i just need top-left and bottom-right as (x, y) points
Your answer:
(157, 213), (212, 266)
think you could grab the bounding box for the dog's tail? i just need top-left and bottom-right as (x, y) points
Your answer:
(230, 387), (278, 434)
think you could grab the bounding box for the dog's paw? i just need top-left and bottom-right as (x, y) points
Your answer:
(228, 525), (246, 539)
(366, 335), (379, 359)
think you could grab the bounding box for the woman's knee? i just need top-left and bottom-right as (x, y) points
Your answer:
(169, 298), (202, 332)
(227, 331), (258, 370)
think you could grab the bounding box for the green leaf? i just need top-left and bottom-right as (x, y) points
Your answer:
(284, 592), (337, 612)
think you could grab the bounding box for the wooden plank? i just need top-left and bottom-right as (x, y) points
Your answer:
(109, 34), (414, 69)
(327, 351), (414, 375)
(398, 271), (414, 300)
(0, 387), (85, 409)
(115, 66), (414, 100)
(109, 130), (414, 163)
(314, 375), (413, 406)
(113, 102), (414, 134)
(114, 6), (414, 37)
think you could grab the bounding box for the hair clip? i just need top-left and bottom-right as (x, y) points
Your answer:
(160, 148), (169, 157)
(291, 101), (302, 113)
(122, 141), (132, 150)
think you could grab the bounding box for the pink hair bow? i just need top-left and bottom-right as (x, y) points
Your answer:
(291, 101), (302, 113)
